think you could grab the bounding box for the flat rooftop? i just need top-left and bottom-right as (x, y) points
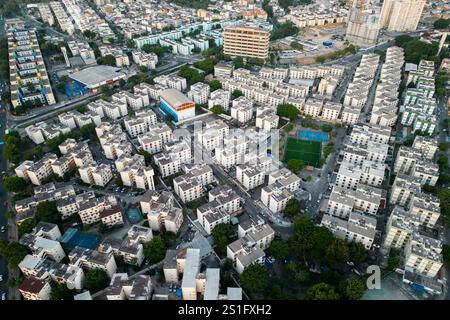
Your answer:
(69, 65), (125, 88)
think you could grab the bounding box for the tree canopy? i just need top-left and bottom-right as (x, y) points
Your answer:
(211, 105), (225, 115)
(36, 201), (61, 224)
(343, 277), (365, 300)
(209, 80), (222, 91)
(277, 103), (299, 121)
(211, 223), (233, 255)
(3, 176), (27, 193)
(306, 282), (340, 300)
(283, 198), (301, 219)
(85, 269), (109, 293)
(232, 89), (244, 99)
(239, 263), (268, 294)
(178, 66), (204, 85)
(286, 159), (305, 173)
(143, 237), (167, 263)
(50, 284), (74, 300)
(0, 240), (29, 270)
(268, 239), (289, 260)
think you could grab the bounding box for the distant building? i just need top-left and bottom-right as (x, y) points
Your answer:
(223, 24), (270, 59)
(380, 0), (426, 32)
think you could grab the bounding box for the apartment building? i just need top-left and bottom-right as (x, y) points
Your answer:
(19, 277), (51, 300)
(67, 41), (96, 65)
(261, 168), (300, 213)
(15, 153), (58, 186)
(69, 246), (117, 278)
(105, 273), (153, 300)
(25, 121), (71, 145)
(153, 140), (192, 178)
(96, 122), (133, 160)
(380, 0), (426, 31)
(230, 97), (254, 123)
(227, 220), (274, 274)
(389, 174), (422, 208)
(88, 99), (128, 120)
(208, 89), (231, 110)
(79, 161), (113, 187)
(132, 50), (158, 69)
(99, 237), (143, 267)
(349, 123), (392, 145)
(20, 234), (66, 263)
(77, 195), (118, 225)
(115, 154), (155, 190)
(140, 190), (183, 234)
(336, 160), (385, 190)
(321, 211), (377, 249)
(223, 24), (270, 59)
(255, 106), (279, 131)
(49, 1), (75, 35)
(188, 82), (210, 104)
(124, 110), (157, 138)
(7, 29), (56, 108)
(59, 109), (102, 129)
(138, 122), (173, 154)
(173, 164), (214, 203)
(236, 164), (266, 191)
(404, 232), (443, 278)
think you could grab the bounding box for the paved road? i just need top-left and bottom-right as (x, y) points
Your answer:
(0, 100), (8, 297)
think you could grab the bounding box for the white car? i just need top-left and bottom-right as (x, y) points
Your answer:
(1, 293), (5, 300)
(0, 274), (3, 281)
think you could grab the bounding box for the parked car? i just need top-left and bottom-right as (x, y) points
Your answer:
(2, 293), (6, 300)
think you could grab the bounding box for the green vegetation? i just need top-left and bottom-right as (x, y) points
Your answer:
(291, 41), (304, 50)
(143, 237), (167, 263)
(83, 30), (96, 39)
(194, 58), (215, 74)
(435, 72), (449, 98)
(440, 142), (449, 152)
(209, 80), (222, 91)
(239, 263), (268, 294)
(85, 269), (109, 293)
(97, 54), (115, 66)
(283, 198), (301, 219)
(306, 282), (340, 300)
(268, 239), (289, 260)
(394, 35), (439, 64)
(271, 21), (299, 41)
(211, 105), (225, 115)
(284, 138), (321, 167)
(342, 277), (366, 300)
(211, 224), (234, 255)
(168, 0), (210, 9)
(433, 19), (450, 30)
(387, 249), (401, 271)
(141, 44), (171, 57)
(438, 189), (450, 227)
(50, 284), (74, 300)
(0, 240), (29, 270)
(284, 122), (294, 133)
(315, 45), (357, 63)
(18, 218), (37, 237)
(277, 103), (299, 121)
(2, 131), (22, 164)
(3, 176), (27, 193)
(178, 65), (204, 85)
(36, 201), (61, 224)
(232, 89), (244, 99)
(286, 159), (305, 173)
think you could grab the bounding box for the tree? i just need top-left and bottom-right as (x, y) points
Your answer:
(80, 123), (97, 141)
(34, 145), (43, 158)
(268, 239), (289, 260)
(178, 65), (204, 85)
(232, 89), (244, 99)
(233, 56), (244, 69)
(239, 263), (268, 294)
(209, 80), (222, 91)
(277, 103), (299, 121)
(443, 244), (450, 265)
(306, 282), (340, 300)
(211, 105), (225, 115)
(3, 176), (27, 193)
(141, 44), (170, 57)
(387, 249), (401, 271)
(85, 269), (109, 293)
(83, 30), (96, 39)
(143, 237), (167, 263)
(271, 21), (299, 41)
(310, 226), (334, 262)
(349, 242), (368, 264)
(194, 58), (215, 74)
(321, 124), (333, 132)
(284, 123), (294, 133)
(433, 19), (450, 30)
(223, 258), (233, 271)
(283, 198), (301, 219)
(18, 218), (37, 237)
(0, 240), (29, 270)
(286, 159), (305, 173)
(291, 41), (303, 50)
(138, 66), (149, 73)
(36, 201), (61, 224)
(50, 284), (73, 300)
(211, 224), (233, 255)
(343, 277), (365, 300)
(100, 84), (113, 96)
(289, 215), (315, 255)
(97, 55), (115, 66)
(326, 239), (349, 265)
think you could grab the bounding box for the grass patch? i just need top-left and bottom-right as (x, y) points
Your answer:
(284, 138), (321, 167)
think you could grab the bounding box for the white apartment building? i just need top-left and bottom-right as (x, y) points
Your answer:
(173, 164), (214, 203)
(188, 82), (210, 104)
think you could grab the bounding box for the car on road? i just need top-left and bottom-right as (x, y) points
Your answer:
(2, 293), (6, 300)
(0, 274), (3, 281)
(1, 226), (5, 233)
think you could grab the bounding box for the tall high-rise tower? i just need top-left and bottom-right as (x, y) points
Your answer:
(379, 0), (426, 32)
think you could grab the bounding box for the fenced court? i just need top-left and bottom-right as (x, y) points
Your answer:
(298, 130), (329, 143)
(284, 137), (321, 167)
(126, 207), (142, 224)
(60, 228), (101, 250)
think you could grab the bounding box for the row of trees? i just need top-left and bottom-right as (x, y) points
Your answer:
(315, 45), (357, 64)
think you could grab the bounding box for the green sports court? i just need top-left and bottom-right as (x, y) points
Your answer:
(284, 137), (322, 167)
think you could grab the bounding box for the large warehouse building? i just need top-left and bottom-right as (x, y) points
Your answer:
(68, 65), (126, 92)
(160, 88), (195, 122)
